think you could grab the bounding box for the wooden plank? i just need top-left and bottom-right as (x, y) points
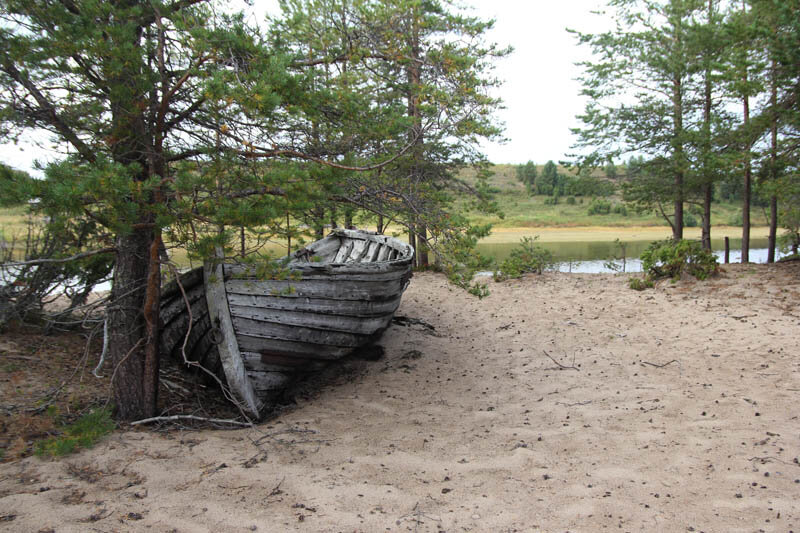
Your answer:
(225, 278), (404, 301)
(228, 265), (408, 282)
(346, 239), (368, 263)
(332, 238), (353, 263)
(241, 351), (327, 372)
(364, 241), (381, 262)
(160, 282), (206, 328)
(229, 304), (393, 335)
(205, 254), (262, 418)
(376, 244), (390, 261)
(226, 292), (403, 317)
(161, 267), (204, 300)
(236, 335), (353, 360)
(161, 310), (209, 360)
(232, 316), (367, 347)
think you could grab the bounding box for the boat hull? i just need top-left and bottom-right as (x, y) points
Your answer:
(159, 229), (413, 418)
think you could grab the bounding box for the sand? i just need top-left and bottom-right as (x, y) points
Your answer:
(1, 263), (799, 532)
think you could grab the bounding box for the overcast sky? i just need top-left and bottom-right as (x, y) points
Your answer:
(0, 0), (607, 174)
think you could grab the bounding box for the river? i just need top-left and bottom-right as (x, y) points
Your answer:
(476, 236), (788, 274)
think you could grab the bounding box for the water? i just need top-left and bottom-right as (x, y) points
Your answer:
(476, 237), (788, 274)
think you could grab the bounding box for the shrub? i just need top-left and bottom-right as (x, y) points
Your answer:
(640, 239), (718, 281)
(611, 204), (628, 216)
(566, 196), (576, 205)
(587, 199), (611, 215)
(628, 277), (654, 290)
(683, 212), (698, 227)
(493, 236), (554, 281)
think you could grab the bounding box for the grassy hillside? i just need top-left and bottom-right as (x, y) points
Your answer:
(458, 163), (769, 229)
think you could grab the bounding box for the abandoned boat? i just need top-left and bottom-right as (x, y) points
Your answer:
(159, 229), (414, 418)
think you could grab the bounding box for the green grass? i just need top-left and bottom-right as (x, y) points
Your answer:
(35, 407), (115, 458)
(0, 204), (34, 242)
(459, 163), (771, 229)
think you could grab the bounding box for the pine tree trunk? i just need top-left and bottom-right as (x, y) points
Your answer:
(768, 195), (778, 263)
(672, 61), (684, 241)
(702, 185), (712, 250)
(108, 227), (160, 420)
(701, 2), (713, 251)
(742, 92), (751, 263)
(767, 61), (778, 263)
(417, 224), (429, 268)
(408, 225), (417, 267)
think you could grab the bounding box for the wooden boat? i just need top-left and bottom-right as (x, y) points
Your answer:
(159, 229), (414, 418)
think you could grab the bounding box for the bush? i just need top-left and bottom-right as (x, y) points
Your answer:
(628, 276), (654, 290)
(611, 204), (628, 216)
(640, 239), (718, 281)
(493, 236), (554, 281)
(566, 196), (576, 205)
(587, 199), (611, 215)
(683, 212), (698, 227)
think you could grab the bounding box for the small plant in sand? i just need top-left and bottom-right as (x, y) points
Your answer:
(638, 239), (718, 285)
(35, 406), (115, 458)
(628, 276), (654, 290)
(493, 236), (554, 281)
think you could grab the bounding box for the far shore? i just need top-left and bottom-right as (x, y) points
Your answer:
(480, 224), (772, 244)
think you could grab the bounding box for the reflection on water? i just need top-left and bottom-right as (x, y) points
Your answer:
(476, 237), (787, 274)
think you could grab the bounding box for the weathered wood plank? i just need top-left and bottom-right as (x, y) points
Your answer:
(236, 334), (353, 360)
(376, 244), (390, 261)
(364, 241), (381, 262)
(232, 316), (367, 347)
(241, 351), (327, 372)
(332, 238), (353, 263)
(227, 265), (408, 282)
(159, 282), (206, 328)
(161, 310), (209, 360)
(161, 267), (204, 300)
(225, 278), (404, 301)
(226, 292), (402, 317)
(346, 239), (368, 263)
(229, 304), (392, 335)
(205, 254), (261, 418)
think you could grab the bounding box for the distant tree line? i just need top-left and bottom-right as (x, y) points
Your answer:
(571, 0), (800, 262)
(516, 160), (616, 199)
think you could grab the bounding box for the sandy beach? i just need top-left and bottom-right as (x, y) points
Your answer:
(1, 263), (799, 532)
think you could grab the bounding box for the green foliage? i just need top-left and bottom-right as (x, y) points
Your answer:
(640, 239), (718, 281)
(566, 196), (577, 205)
(516, 161), (537, 195)
(683, 212), (698, 228)
(628, 277), (654, 291)
(587, 199), (612, 215)
(35, 407), (115, 458)
(493, 236), (554, 281)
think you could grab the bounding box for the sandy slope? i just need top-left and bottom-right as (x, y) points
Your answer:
(1, 263), (799, 532)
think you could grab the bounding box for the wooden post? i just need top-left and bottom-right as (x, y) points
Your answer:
(724, 237), (730, 264)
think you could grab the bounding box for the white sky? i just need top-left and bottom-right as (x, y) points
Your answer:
(0, 0), (607, 174)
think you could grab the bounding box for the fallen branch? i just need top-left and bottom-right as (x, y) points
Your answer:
(129, 415), (251, 427)
(542, 350), (580, 371)
(2, 247), (115, 267)
(641, 359), (679, 368)
(556, 400), (592, 407)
